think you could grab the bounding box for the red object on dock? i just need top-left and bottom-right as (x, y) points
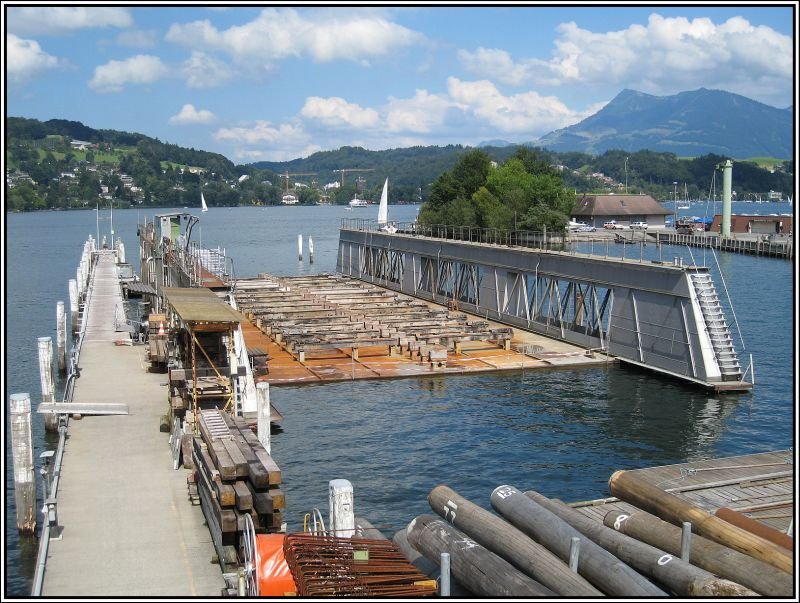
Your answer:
(256, 534), (297, 596)
(158, 322), (165, 336)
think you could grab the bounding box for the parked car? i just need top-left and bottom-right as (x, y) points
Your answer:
(577, 225), (597, 232)
(603, 221), (618, 229)
(630, 222), (648, 230)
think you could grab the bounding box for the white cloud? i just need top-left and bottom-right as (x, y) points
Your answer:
(6, 34), (59, 84)
(181, 52), (232, 89)
(458, 14), (791, 105)
(385, 90), (452, 133)
(458, 48), (535, 86)
(447, 77), (583, 133)
(88, 54), (169, 93)
(115, 29), (158, 49)
(165, 8), (422, 65)
(169, 104), (216, 125)
(7, 7), (132, 36)
(300, 97), (381, 129)
(213, 120), (320, 162)
(213, 120), (308, 145)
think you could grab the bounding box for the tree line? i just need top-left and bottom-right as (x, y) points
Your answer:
(5, 116), (794, 213)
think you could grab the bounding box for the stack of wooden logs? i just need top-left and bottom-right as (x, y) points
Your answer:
(190, 407), (284, 569)
(395, 479), (793, 597)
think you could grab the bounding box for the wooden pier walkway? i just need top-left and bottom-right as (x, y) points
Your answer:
(41, 251), (224, 596)
(571, 449), (794, 534)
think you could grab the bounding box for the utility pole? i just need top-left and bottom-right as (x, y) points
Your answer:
(624, 157), (629, 194)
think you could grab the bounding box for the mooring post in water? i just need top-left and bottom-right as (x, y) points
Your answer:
(68, 279), (79, 334)
(298, 234), (303, 261)
(256, 381), (271, 454)
(38, 337), (58, 433)
(56, 301), (67, 375)
(10, 393), (36, 533)
(439, 552), (451, 596)
(309, 237), (314, 264)
(329, 479), (355, 538)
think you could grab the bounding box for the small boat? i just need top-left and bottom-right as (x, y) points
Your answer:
(201, 190), (209, 213)
(377, 178), (397, 233)
(349, 196), (368, 208)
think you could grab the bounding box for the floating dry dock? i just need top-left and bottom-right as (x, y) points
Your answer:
(234, 273), (612, 384)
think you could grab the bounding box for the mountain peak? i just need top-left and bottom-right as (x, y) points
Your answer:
(535, 88), (791, 158)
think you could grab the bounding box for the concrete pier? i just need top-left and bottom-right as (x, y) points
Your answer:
(40, 251), (224, 596)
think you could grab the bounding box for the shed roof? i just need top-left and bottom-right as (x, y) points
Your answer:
(572, 194), (672, 217)
(163, 287), (241, 325)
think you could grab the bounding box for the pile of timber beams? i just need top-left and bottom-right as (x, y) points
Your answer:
(233, 274), (512, 362)
(192, 407), (284, 570)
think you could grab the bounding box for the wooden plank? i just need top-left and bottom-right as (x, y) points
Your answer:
(253, 449), (282, 485)
(221, 438), (249, 478)
(246, 481), (274, 515)
(210, 440), (237, 481)
(233, 481), (253, 511)
(267, 487), (285, 510)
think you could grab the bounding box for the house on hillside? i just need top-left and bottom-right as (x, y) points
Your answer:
(571, 194), (673, 228)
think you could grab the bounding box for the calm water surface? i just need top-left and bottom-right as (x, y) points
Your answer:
(4, 203), (795, 595)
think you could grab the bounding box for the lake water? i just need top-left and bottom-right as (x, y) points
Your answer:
(4, 202), (795, 595)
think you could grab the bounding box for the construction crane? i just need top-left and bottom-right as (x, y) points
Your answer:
(332, 168), (374, 187)
(279, 171), (316, 193)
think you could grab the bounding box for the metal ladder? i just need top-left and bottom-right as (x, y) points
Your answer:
(690, 272), (742, 381)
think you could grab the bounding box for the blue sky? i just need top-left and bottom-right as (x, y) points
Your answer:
(5, 4), (796, 163)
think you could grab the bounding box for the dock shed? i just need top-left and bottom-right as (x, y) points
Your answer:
(162, 287), (243, 421)
(572, 194), (672, 229)
(709, 214), (793, 235)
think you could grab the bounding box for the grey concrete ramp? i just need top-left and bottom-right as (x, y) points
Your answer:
(42, 251), (224, 596)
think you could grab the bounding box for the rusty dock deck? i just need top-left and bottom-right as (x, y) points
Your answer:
(39, 251), (225, 596)
(235, 274), (614, 385)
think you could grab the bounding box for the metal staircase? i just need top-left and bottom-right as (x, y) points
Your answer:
(689, 272), (742, 381)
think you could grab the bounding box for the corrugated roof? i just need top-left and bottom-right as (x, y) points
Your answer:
(163, 287), (241, 324)
(572, 194), (672, 217)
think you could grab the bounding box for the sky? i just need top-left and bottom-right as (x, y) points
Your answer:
(4, 3), (797, 164)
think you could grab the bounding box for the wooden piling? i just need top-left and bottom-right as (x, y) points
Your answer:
(604, 509), (793, 596)
(406, 514), (555, 597)
(308, 237), (314, 264)
(256, 382), (271, 454)
(391, 528), (472, 597)
(297, 234), (303, 261)
(69, 279), (79, 333)
(10, 393), (36, 533)
(714, 507), (794, 551)
(525, 490), (755, 596)
(328, 479), (355, 538)
(608, 469), (793, 574)
(56, 301), (67, 375)
(427, 485), (601, 595)
(38, 337), (58, 433)
(490, 485), (666, 596)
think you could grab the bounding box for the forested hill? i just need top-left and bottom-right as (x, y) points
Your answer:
(7, 117), (236, 178)
(5, 116), (794, 212)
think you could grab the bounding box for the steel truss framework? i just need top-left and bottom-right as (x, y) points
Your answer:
(337, 230), (746, 389)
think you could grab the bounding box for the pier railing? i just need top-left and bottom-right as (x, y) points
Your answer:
(341, 219), (697, 267)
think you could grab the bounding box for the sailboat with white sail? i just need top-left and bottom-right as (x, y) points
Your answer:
(201, 190), (209, 213)
(377, 178), (396, 233)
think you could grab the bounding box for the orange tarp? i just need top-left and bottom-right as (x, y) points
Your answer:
(256, 534), (297, 596)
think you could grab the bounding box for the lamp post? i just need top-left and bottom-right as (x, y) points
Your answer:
(673, 181), (678, 225)
(624, 157), (629, 194)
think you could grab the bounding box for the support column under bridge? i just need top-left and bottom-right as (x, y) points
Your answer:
(337, 229), (750, 391)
